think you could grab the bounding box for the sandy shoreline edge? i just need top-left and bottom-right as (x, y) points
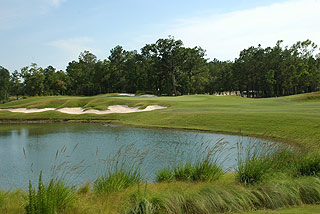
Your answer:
(0, 105), (167, 115)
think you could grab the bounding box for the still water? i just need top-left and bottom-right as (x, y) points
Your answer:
(0, 123), (270, 189)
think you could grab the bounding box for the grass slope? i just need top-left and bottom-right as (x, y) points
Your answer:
(1, 92), (319, 148)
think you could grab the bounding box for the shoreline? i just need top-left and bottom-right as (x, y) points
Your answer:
(0, 118), (301, 149)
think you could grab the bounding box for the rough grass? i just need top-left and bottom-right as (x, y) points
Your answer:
(94, 169), (142, 195)
(2, 174), (320, 213)
(25, 172), (76, 214)
(156, 160), (224, 183)
(1, 92), (320, 149)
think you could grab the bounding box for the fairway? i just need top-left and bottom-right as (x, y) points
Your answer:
(1, 92), (319, 148)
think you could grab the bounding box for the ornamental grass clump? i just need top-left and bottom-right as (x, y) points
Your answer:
(156, 139), (226, 183)
(25, 171), (76, 214)
(296, 152), (320, 176)
(156, 160), (223, 182)
(93, 144), (144, 194)
(235, 140), (275, 185)
(128, 176), (320, 214)
(94, 169), (141, 194)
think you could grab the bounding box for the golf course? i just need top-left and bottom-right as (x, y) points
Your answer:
(0, 92), (320, 213)
(1, 92), (319, 148)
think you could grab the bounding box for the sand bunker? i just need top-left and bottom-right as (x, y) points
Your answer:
(118, 93), (135, 97)
(0, 108), (56, 113)
(139, 94), (157, 97)
(0, 105), (167, 115)
(118, 93), (157, 97)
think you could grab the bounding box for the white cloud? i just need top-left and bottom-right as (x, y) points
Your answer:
(49, 37), (95, 55)
(48, 37), (101, 69)
(47, 0), (66, 8)
(168, 0), (320, 61)
(0, 0), (66, 30)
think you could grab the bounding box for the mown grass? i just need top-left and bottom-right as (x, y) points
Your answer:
(1, 92), (320, 149)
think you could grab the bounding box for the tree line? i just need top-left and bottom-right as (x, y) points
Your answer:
(1, 36), (319, 102)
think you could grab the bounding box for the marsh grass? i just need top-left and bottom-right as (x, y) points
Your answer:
(235, 137), (320, 186)
(127, 183), (163, 214)
(0, 191), (5, 208)
(156, 139), (227, 183)
(25, 171), (76, 214)
(23, 144), (84, 214)
(127, 175), (320, 214)
(234, 139), (302, 185)
(94, 170), (141, 195)
(93, 144), (148, 194)
(157, 160), (223, 183)
(296, 152), (320, 176)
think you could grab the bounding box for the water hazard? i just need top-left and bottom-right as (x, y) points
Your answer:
(0, 123), (272, 189)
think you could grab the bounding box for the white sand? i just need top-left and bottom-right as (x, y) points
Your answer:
(118, 93), (157, 97)
(139, 94), (157, 97)
(0, 105), (167, 115)
(118, 93), (135, 97)
(0, 108), (56, 113)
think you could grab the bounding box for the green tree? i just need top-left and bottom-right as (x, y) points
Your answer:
(0, 66), (10, 102)
(10, 70), (23, 99)
(20, 63), (45, 96)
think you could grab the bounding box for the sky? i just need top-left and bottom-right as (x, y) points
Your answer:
(1, 0), (320, 72)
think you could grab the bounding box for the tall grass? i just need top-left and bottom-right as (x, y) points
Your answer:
(296, 152), (320, 176)
(235, 140), (276, 185)
(156, 139), (226, 183)
(127, 175), (320, 214)
(94, 170), (141, 194)
(236, 139), (320, 185)
(25, 171), (76, 214)
(157, 160), (223, 182)
(0, 191), (5, 209)
(234, 139), (305, 185)
(93, 144), (145, 194)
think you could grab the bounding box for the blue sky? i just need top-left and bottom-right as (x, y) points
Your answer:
(1, 0), (320, 72)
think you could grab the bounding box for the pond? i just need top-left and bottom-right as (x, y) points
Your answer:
(0, 123), (272, 190)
